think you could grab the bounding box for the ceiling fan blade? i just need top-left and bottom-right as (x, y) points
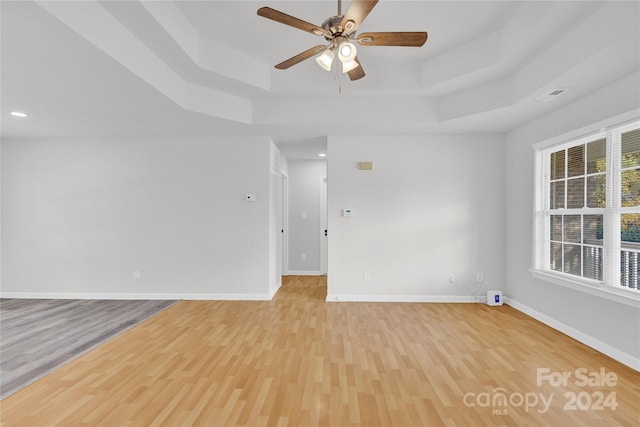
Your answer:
(357, 32), (428, 47)
(275, 45), (326, 70)
(340, 0), (379, 33)
(347, 57), (365, 81)
(258, 7), (331, 38)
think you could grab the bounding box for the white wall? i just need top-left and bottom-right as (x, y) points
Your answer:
(505, 72), (640, 369)
(1, 136), (274, 299)
(286, 160), (327, 274)
(327, 134), (505, 301)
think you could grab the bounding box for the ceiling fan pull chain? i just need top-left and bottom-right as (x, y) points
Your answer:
(332, 62), (341, 94)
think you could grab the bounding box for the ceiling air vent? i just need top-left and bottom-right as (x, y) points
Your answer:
(536, 88), (569, 102)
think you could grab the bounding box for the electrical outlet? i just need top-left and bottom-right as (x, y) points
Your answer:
(449, 273), (455, 283)
(133, 270), (141, 280)
(363, 272), (371, 281)
(301, 254), (306, 261)
(476, 273), (484, 283)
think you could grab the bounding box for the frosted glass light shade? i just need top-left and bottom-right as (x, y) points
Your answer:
(338, 41), (357, 62)
(315, 49), (334, 71)
(341, 60), (359, 73)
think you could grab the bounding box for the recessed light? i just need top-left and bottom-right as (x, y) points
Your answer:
(318, 153), (327, 157)
(10, 111), (27, 118)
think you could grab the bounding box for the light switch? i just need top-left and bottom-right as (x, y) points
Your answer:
(245, 194), (256, 202)
(342, 208), (353, 217)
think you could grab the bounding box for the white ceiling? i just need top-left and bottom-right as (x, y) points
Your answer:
(2, 1), (639, 159)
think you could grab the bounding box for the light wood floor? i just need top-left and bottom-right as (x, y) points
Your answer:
(1, 276), (638, 426)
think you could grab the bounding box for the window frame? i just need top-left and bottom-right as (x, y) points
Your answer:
(532, 110), (640, 307)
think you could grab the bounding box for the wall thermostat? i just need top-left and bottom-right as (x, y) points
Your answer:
(342, 208), (353, 217)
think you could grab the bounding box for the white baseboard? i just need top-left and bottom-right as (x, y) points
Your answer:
(269, 281), (282, 300)
(0, 292), (273, 301)
(326, 294), (477, 303)
(287, 271), (323, 276)
(507, 298), (640, 372)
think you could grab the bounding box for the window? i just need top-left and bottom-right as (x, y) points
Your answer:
(548, 138), (606, 280)
(533, 115), (640, 301)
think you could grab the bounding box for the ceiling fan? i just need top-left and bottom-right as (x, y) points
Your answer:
(257, 0), (428, 81)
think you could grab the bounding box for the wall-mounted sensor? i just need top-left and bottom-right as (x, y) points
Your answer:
(486, 290), (503, 306)
(342, 208), (353, 217)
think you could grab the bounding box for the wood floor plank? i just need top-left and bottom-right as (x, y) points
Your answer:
(0, 276), (638, 426)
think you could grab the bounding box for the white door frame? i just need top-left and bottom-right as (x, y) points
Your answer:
(320, 176), (328, 275)
(281, 172), (289, 276)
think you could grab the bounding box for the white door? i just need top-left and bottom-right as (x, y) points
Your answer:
(320, 176), (328, 275)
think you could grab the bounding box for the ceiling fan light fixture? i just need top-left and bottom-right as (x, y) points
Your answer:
(315, 48), (335, 71)
(338, 40), (357, 62)
(341, 60), (359, 74)
(257, 1), (428, 81)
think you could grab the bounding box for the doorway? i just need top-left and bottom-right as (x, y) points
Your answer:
(280, 161), (327, 277)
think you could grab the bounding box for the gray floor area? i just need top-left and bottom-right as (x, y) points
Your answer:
(0, 298), (177, 399)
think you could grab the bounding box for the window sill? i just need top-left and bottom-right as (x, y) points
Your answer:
(530, 270), (640, 308)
